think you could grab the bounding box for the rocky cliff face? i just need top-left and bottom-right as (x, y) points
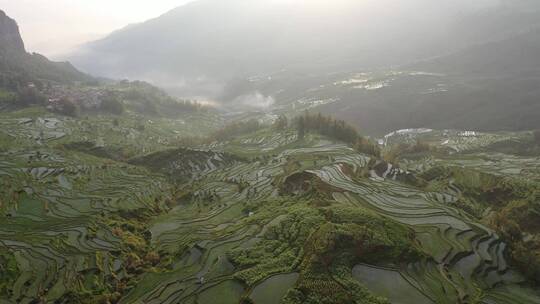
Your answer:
(0, 10), (92, 85)
(0, 10), (25, 53)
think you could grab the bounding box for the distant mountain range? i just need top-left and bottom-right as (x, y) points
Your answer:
(334, 29), (540, 134)
(232, 28), (540, 135)
(68, 0), (540, 95)
(61, 0), (540, 134)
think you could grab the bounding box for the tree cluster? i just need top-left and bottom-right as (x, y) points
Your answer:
(100, 93), (125, 115)
(55, 97), (78, 117)
(121, 84), (202, 116)
(0, 71), (37, 92)
(0, 72), (49, 108)
(294, 112), (380, 157)
(0, 89), (18, 106)
(490, 198), (540, 284)
(273, 115), (289, 130)
(383, 140), (431, 163)
(211, 119), (262, 141)
(295, 112), (357, 142)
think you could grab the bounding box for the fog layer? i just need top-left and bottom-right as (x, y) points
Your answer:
(67, 0), (540, 107)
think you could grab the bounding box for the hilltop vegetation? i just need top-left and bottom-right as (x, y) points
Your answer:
(294, 112), (380, 157)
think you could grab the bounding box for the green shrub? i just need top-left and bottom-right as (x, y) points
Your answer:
(0, 89), (18, 105)
(100, 94), (124, 115)
(56, 97), (79, 116)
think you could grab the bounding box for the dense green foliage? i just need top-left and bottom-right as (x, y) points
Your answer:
(294, 112), (380, 157)
(0, 251), (18, 296)
(383, 140), (431, 163)
(279, 207), (418, 304)
(0, 89), (18, 107)
(211, 119), (262, 141)
(117, 81), (202, 117)
(295, 112), (359, 144)
(489, 198), (540, 283)
(100, 94), (125, 115)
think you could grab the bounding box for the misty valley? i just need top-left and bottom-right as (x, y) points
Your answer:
(1, 1), (540, 304)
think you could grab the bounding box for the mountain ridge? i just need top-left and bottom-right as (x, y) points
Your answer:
(68, 0), (540, 98)
(0, 10), (25, 53)
(0, 9), (92, 85)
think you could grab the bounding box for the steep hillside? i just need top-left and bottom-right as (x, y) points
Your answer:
(412, 28), (540, 77)
(0, 11), (211, 124)
(0, 10), (25, 53)
(0, 10), (92, 87)
(224, 28), (540, 135)
(330, 29), (540, 133)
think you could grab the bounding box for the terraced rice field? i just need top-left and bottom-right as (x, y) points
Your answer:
(118, 134), (539, 303)
(1, 111), (539, 304)
(249, 273), (299, 304)
(304, 154), (537, 303)
(383, 129), (520, 154)
(0, 149), (170, 303)
(352, 264), (432, 304)
(0, 107), (221, 156)
(437, 153), (540, 181)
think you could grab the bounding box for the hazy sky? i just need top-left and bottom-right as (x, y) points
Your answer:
(0, 0), (193, 58)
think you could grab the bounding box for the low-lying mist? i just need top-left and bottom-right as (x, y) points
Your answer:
(66, 0), (540, 110)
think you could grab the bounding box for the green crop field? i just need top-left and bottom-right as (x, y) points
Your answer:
(1, 107), (539, 304)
